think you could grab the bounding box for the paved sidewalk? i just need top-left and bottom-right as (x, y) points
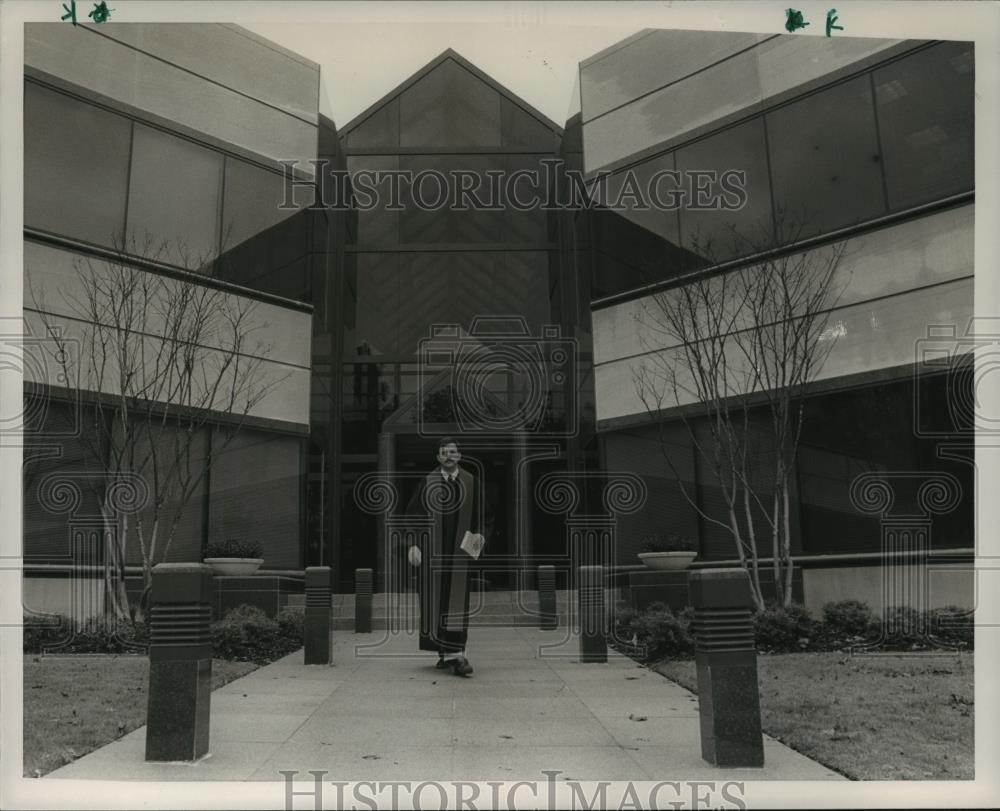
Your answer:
(49, 628), (843, 781)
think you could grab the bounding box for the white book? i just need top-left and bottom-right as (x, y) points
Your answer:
(460, 531), (485, 560)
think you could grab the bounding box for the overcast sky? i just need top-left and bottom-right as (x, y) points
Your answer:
(242, 21), (642, 127)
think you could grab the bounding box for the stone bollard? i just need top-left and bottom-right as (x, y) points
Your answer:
(304, 566), (331, 665)
(688, 568), (764, 767)
(537, 565), (557, 630)
(578, 565), (607, 663)
(145, 563), (213, 762)
(355, 568), (373, 633)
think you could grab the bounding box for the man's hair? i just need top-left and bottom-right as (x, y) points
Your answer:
(437, 437), (460, 452)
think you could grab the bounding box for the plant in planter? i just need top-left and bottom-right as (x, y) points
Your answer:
(637, 533), (699, 570)
(203, 539), (264, 576)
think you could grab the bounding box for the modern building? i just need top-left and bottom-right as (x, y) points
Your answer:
(576, 31), (975, 611)
(21, 23), (976, 616)
(22, 23), (324, 614)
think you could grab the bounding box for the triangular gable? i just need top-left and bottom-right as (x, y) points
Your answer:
(340, 48), (562, 144)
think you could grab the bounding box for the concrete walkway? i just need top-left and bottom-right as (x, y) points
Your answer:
(49, 628), (843, 781)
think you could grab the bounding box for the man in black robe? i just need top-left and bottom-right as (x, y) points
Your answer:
(405, 437), (485, 676)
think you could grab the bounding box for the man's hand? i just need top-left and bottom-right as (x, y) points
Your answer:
(408, 545), (422, 566)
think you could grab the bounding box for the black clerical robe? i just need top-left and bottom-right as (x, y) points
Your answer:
(405, 467), (482, 654)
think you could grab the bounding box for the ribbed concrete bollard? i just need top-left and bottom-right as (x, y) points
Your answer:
(578, 565), (607, 663)
(689, 568), (764, 767)
(355, 568), (373, 633)
(538, 565), (557, 630)
(145, 563), (213, 762)
(304, 566), (331, 665)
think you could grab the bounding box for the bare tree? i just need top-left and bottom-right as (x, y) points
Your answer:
(633, 221), (849, 609)
(32, 233), (284, 620)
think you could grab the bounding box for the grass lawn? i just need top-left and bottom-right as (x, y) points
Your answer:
(23, 655), (258, 777)
(656, 651), (973, 780)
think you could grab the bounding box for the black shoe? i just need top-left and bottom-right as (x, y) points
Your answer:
(451, 656), (474, 677)
(435, 657), (451, 670)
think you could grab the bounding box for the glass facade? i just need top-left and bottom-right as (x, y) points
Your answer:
(606, 372), (974, 563)
(329, 54), (596, 590)
(127, 123), (223, 266)
(23, 32), (977, 595)
(25, 82), (131, 248)
(581, 40), (975, 301)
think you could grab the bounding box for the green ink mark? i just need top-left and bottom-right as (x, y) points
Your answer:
(88, 1), (113, 23)
(785, 8), (810, 32)
(61, 0), (77, 25)
(826, 8), (844, 36)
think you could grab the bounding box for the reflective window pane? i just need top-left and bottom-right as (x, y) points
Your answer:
(345, 252), (399, 356)
(501, 97), (555, 149)
(767, 76), (885, 238)
(399, 60), (501, 147)
(676, 118), (773, 260)
(399, 155), (504, 244)
(580, 30), (764, 121)
(874, 42), (974, 210)
(127, 124), (222, 267)
(599, 151), (681, 245)
(348, 155), (400, 247)
(24, 82), (131, 247)
(221, 157), (298, 250)
(346, 97), (399, 149)
(217, 158), (309, 290)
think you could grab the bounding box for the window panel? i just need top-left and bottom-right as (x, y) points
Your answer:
(346, 98), (399, 149)
(767, 76), (885, 238)
(126, 124), (222, 267)
(24, 81), (131, 247)
(600, 151), (681, 246)
(399, 60), (501, 147)
(345, 252), (399, 356)
(398, 155), (504, 244)
(348, 155), (400, 247)
(501, 97), (555, 149)
(874, 42), (974, 210)
(221, 157), (298, 250)
(676, 118), (773, 260)
(580, 30), (765, 121)
(502, 156), (552, 244)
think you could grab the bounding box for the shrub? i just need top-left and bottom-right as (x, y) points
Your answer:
(276, 606), (305, 640)
(204, 538), (263, 559)
(875, 605), (927, 650)
(211, 604), (300, 664)
(614, 601), (694, 662)
(822, 599), (875, 636)
(753, 603), (817, 653)
(926, 605), (974, 649)
(23, 613), (148, 654)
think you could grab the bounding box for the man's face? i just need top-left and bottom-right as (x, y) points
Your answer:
(437, 443), (461, 471)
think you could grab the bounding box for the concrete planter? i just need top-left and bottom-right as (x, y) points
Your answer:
(638, 551), (697, 571)
(203, 557), (264, 576)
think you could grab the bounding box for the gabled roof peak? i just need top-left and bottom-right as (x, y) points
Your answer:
(339, 47), (561, 136)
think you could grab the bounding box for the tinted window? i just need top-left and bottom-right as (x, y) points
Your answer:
(398, 155), (505, 244)
(874, 42), (974, 210)
(24, 82), (131, 247)
(348, 155), (400, 247)
(501, 97), (555, 149)
(399, 60), (501, 147)
(221, 158), (298, 250)
(767, 76), (885, 238)
(676, 118), (773, 260)
(346, 98), (400, 149)
(600, 151), (681, 246)
(127, 124), (222, 267)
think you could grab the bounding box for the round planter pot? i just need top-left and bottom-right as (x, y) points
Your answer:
(638, 551), (697, 571)
(203, 557), (264, 576)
